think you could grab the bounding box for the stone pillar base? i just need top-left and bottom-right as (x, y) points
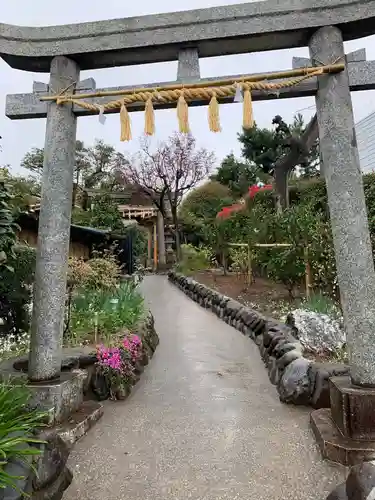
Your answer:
(311, 376), (375, 465)
(28, 371), (86, 425)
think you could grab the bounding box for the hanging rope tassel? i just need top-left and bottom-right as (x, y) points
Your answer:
(243, 86), (254, 129)
(208, 92), (221, 133)
(144, 97), (155, 136)
(120, 102), (132, 141)
(177, 91), (190, 133)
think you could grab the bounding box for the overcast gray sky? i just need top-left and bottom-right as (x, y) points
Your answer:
(1, 0), (375, 175)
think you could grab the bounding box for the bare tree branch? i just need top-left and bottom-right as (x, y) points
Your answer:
(116, 132), (215, 257)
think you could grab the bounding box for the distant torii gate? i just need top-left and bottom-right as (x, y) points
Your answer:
(3, 0), (375, 472)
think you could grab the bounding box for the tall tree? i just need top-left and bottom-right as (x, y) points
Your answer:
(239, 114), (319, 178)
(238, 113), (319, 210)
(212, 153), (259, 198)
(21, 139), (127, 206)
(0, 167), (40, 214)
(119, 133), (215, 259)
(273, 114), (319, 210)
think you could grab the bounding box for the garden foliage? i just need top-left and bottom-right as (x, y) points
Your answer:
(0, 245), (36, 339)
(0, 179), (18, 268)
(0, 384), (46, 493)
(69, 281), (144, 345)
(179, 174), (357, 297)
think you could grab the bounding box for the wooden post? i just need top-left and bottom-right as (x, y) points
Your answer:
(153, 221), (158, 270)
(247, 244), (252, 285)
(147, 226), (152, 268)
(304, 246), (312, 299)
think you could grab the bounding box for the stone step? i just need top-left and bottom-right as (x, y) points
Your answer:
(55, 400), (104, 448)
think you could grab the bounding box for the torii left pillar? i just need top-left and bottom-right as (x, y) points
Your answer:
(29, 56), (79, 382)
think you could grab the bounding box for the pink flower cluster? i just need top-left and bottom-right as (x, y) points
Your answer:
(123, 334), (142, 362)
(96, 345), (122, 370)
(96, 334), (143, 373)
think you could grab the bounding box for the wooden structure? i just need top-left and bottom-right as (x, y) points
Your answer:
(31, 186), (174, 270)
(85, 186), (173, 270)
(17, 211), (127, 262)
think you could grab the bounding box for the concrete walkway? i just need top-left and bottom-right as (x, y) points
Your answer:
(65, 276), (345, 500)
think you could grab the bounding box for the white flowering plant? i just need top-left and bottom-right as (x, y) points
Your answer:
(0, 331), (30, 361)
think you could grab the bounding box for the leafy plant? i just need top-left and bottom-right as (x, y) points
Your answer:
(300, 292), (341, 318)
(0, 167), (40, 215)
(65, 252), (121, 335)
(0, 384), (46, 494)
(0, 179), (18, 269)
(229, 246), (250, 281)
(69, 281), (144, 345)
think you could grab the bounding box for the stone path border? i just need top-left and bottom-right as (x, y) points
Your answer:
(168, 271), (349, 409)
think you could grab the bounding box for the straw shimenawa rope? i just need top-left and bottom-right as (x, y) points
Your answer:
(177, 90), (190, 134)
(243, 86), (254, 130)
(208, 92), (221, 133)
(120, 101), (131, 141)
(144, 97), (155, 136)
(50, 65), (331, 141)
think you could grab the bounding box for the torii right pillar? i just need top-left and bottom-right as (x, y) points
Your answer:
(310, 26), (375, 466)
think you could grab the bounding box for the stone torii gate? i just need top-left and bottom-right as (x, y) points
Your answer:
(3, 0), (375, 469)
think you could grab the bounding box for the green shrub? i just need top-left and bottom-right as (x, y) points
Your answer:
(0, 245), (36, 338)
(179, 181), (235, 246)
(85, 256), (120, 290)
(174, 244), (210, 276)
(252, 204), (330, 297)
(0, 383), (46, 494)
(264, 247), (305, 298)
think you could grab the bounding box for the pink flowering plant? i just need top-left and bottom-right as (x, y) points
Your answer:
(96, 333), (143, 400)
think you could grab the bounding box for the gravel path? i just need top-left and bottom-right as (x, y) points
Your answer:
(65, 275), (346, 500)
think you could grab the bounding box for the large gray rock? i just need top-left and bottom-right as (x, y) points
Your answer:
(277, 358), (312, 405)
(0, 430), (72, 500)
(33, 431), (71, 491)
(346, 461), (375, 500)
(308, 362), (349, 409)
(326, 482), (347, 500)
(287, 309), (345, 355)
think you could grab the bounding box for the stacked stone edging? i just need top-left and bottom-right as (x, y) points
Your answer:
(168, 271), (349, 409)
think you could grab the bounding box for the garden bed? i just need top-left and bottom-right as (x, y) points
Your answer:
(0, 311), (160, 500)
(192, 270), (302, 320)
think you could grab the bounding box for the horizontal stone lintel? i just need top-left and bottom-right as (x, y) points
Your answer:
(32, 77), (96, 94)
(6, 60), (375, 120)
(2, 0), (375, 72)
(292, 48), (367, 69)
